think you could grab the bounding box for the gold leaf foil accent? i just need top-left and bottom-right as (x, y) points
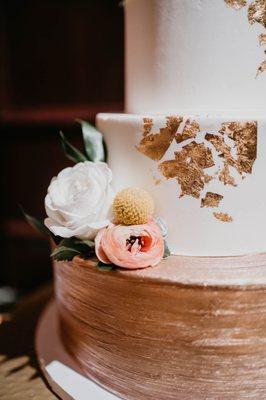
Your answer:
(256, 59), (266, 76)
(219, 121), (257, 174)
(159, 160), (180, 179)
(224, 0), (247, 9)
(204, 174), (213, 184)
(205, 133), (238, 170)
(139, 116), (258, 222)
(160, 161), (204, 199)
(153, 177), (161, 185)
(259, 33), (266, 45)
(175, 141), (215, 169)
(137, 116), (183, 161)
(201, 192), (224, 208)
(143, 118), (153, 137)
(248, 0), (266, 27)
(213, 212), (233, 223)
(159, 142), (214, 198)
(176, 119), (200, 144)
(219, 163), (237, 186)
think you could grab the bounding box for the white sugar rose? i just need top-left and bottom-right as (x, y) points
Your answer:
(44, 161), (114, 240)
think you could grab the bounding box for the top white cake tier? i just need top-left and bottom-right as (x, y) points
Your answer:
(125, 0), (266, 114)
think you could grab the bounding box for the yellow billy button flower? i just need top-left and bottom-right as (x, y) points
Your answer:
(113, 187), (155, 225)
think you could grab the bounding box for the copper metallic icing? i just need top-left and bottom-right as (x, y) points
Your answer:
(54, 254), (266, 400)
(213, 211), (233, 222)
(137, 116), (182, 161)
(175, 119), (200, 144)
(224, 0), (247, 9)
(201, 192), (224, 208)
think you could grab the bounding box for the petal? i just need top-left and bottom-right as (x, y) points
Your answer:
(44, 218), (75, 238)
(95, 229), (111, 264)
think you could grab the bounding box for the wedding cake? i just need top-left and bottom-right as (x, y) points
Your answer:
(52, 1), (266, 399)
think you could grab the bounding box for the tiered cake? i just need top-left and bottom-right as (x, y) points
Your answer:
(54, 1), (266, 399)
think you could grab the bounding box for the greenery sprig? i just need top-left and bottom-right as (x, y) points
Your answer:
(50, 238), (95, 261)
(60, 119), (107, 164)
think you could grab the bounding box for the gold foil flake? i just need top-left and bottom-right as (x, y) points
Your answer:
(205, 133), (237, 169)
(160, 161), (205, 198)
(207, 122), (257, 176)
(219, 163), (237, 186)
(137, 116), (183, 161)
(153, 176), (161, 185)
(213, 212), (233, 223)
(220, 121), (257, 174)
(259, 34), (266, 45)
(204, 174), (213, 184)
(201, 192), (224, 208)
(143, 118), (153, 137)
(138, 116), (258, 222)
(160, 142), (214, 198)
(176, 119), (200, 144)
(175, 141), (215, 169)
(224, 0), (247, 9)
(159, 160), (180, 179)
(257, 60), (266, 76)
(248, 0), (266, 27)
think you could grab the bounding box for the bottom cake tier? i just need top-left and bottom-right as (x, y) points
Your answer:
(54, 254), (266, 400)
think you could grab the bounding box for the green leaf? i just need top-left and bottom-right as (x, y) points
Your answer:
(79, 240), (95, 248)
(59, 238), (95, 250)
(20, 206), (50, 237)
(163, 241), (171, 259)
(51, 245), (81, 261)
(97, 261), (116, 271)
(77, 119), (106, 162)
(20, 206), (62, 244)
(53, 238), (96, 261)
(59, 131), (87, 164)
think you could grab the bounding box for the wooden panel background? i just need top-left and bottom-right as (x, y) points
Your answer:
(0, 0), (124, 295)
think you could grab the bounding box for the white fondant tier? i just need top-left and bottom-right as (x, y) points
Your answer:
(97, 112), (266, 257)
(125, 0), (266, 114)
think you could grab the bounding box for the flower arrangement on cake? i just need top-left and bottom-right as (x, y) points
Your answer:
(23, 120), (170, 270)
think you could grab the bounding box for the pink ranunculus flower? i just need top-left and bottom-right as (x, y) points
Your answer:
(95, 220), (164, 269)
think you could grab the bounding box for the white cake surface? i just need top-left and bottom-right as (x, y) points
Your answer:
(97, 0), (266, 257)
(97, 112), (266, 257)
(125, 0), (266, 114)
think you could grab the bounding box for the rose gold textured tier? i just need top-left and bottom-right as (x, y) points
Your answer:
(54, 254), (266, 400)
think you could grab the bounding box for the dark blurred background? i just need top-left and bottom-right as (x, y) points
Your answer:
(0, 0), (124, 306)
